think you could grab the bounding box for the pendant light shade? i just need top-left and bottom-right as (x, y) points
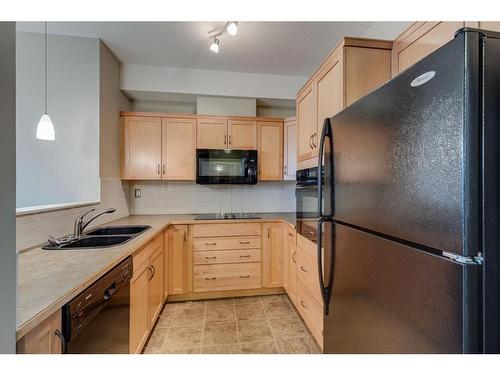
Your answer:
(36, 21), (55, 141)
(36, 113), (55, 140)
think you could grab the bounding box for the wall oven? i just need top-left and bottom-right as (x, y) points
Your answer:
(295, 167), (325, 243)
(196, 149), (258, 184)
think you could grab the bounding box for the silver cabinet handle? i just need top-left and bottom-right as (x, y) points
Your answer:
(300, 266), (308, 273)
(205, 256), (217, 260)
(239, 255), (251, 258)
(239, 241), (250, 244)
(292, 251), (296, 264)
(300, 300), (308, 309)
(162, 164), (166, 175)
(205, 277), (217, 280)
(206, 242), (217, 246)
(224, 134), (227, 145)
(309, 135), (314, 149)
(229, 134), (232, 145)
(239, 275), (250, 278)
(312, 132), (317, 148)
(157, 164), (161, 175)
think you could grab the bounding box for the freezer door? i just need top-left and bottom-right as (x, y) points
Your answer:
(324, 224), (479, 354)
(332, 32), (479, 256)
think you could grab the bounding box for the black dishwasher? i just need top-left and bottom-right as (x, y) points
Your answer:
(62, 257), (133, 354)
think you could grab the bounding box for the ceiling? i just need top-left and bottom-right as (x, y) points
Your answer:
(16, 21), (411, 77)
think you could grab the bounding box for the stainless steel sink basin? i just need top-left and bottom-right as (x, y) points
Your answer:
(42, 225), (151, 250)
(85, 225), (151, 236)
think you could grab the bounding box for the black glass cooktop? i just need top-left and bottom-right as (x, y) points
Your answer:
(195, 213), (262, 220)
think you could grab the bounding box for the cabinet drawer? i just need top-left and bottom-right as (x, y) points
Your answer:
(296, 280), (323, 349)
(133, 234), (163, 273)
(296, 246), (322, 305)
(193, 236), (260, 251)
(194, 249), (261, 265)
(192, 223), (261, 238)
(194, 263), (261, 292)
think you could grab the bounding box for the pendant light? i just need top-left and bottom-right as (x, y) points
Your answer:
(36, 21), (55, 141)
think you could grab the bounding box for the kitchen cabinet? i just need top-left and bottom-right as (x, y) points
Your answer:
(163, 230), (169, 301)
(257, 121), (284, 181)
(283, 117), (297, 180)
(228, 119), (257, 150)
(261, 222), (284, 288)
(16, 310), (63, 354)
(392, 22), (500, 77)
(283, 225), (297, 306)
(196, 117), (228, 149)
(130, 234), (164, 354)
(296, 38), (392, 169)
(121, 116), (162, 180)
(161, 117), (196, 180)
(167, 224), (192, 295)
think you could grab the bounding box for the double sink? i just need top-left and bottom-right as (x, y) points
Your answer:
(42, 225), (151, 250)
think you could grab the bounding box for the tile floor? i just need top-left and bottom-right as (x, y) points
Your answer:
(143, 294), (321, 354)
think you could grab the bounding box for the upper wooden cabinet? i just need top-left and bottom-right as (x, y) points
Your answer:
(228, 119), (257, 150)
(196, 117), (227, 149)
(162, 118), (196, 180)
(296, 37), (392, 167)
(283, 117), (297, 180)
(392, 22), (500, 77)
(122, 116), (162, 180)
(257, 121), (283, 181)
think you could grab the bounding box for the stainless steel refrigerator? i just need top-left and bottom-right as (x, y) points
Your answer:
(317, 28), (500, 354)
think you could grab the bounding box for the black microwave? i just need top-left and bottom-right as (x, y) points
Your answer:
(196, 149), (258, 185)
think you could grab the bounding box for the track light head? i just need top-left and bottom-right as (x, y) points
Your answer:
(226, 22), (238, 36)
(209, 37), (220, 53)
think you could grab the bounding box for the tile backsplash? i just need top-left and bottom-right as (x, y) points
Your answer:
(130, 181), (296, 215)
(16, 178), (130, 251)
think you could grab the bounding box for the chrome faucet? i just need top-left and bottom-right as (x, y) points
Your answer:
(73, 207), (116, 238)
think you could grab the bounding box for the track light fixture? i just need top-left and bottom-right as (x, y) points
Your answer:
(208, 22), (238, 53)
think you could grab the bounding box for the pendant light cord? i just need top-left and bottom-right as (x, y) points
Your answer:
(44, 21), (48, 114)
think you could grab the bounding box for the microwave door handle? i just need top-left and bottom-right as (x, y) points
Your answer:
(318, 118), (333, 218)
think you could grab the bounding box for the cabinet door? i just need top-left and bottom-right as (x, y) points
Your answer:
(394, 22), (465, 76)
(285, 227), (297, 305)
(297, 85), (317, 162)
(149, 248), (164, 325)
(196, 118), (227, 149)
(161, 117), (196, 180)
(317, 55), (343, 146)
(167, 225), (193, 295)
(228, 119), (257, 150)
(163, 230), (169, 302)
(257, 121), (283, 181)
(122, 116), (162, 180)
(16, 310), (62, 354)
(262, 223), (284, 288)
(130, 262), (150, 354)
(283, 117), (297, 180)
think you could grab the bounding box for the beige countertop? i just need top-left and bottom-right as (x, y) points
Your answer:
(16, 213), (295, 340)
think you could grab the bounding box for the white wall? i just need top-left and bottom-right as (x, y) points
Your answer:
(16, 32), (100, 209)
(0, 21), (16, 354)
(197, 96), (256, 116)
(130, 181), (295, 215)
(121, 64), (307, 100)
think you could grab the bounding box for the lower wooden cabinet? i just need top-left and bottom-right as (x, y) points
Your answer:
(16, 310), (63, 354)
(296, 280), (323, 349)
(261, 222), (284, 288)
(130, 234), (164, 354)
(283, 225), (297, 305)
(167, 225), (192, 295)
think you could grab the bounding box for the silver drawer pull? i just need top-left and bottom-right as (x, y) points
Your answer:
(239, 255), (251, 258)
(239, 241), (250, 244)
(300, 266), (308, 273)
(205, 277), (217, 280)
(206, 242), (217, 246)
(300, 300), (308, 309)
(205, 256), (217, 259)
(239, 275), (250, 279)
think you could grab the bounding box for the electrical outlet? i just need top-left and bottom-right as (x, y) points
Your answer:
(134, 188), (141, 198)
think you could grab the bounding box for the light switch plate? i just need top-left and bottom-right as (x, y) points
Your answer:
(134, 188), (141, 198)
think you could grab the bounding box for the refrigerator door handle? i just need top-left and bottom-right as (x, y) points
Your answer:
(318, 216), (334, 315)
(318, 118), (333, 218)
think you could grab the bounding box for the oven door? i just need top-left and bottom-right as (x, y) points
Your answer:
(196, 149), (257, 184)
(296, 185), (320, 243)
